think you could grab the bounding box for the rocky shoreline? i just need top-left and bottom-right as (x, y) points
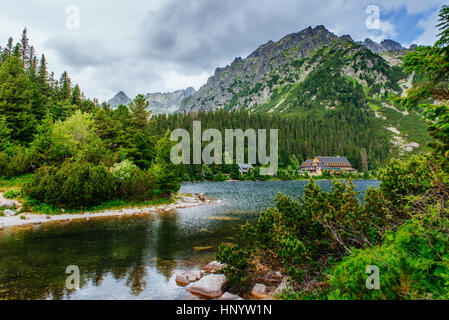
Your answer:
(0, 193), (222, 230)
(175, 261), (290, 300)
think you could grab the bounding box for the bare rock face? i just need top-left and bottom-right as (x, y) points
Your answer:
(108, 91), (131, 109)
(218, 292), (244, 300)
(251, 283), (271, 299)
(360, 38), (404, 53)
(202, 261), (226, 274)
(176, 270), (203, 286)
(108, 87), (196, 114)
(146, 87), (196, 115)
(187, 274), (227, 299)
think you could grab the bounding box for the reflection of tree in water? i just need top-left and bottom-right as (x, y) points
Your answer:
(155, 213), (180, 280)
(0, 217), (155, 299)
(126, 265), (147, 296)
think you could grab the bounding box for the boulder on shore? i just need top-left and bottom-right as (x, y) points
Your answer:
(272, 277), (289, 297)
(218, 292), (243, 300)
(3, 209), (16, 217)
(176, 270), (203, 286)
(187, 274), (227, 299)
(202, 260), (226, 274)
(251, 283), (271, 299)
(0, 200), (15, 209)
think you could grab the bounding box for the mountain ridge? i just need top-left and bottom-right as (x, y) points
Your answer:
(180, 25), (408, 113)
(108, 87), (196, 114)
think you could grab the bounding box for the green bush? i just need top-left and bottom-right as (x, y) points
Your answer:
(0, 147), (33, 178)
(217, 155), (449, 299)
(24, 159), (159, 209)
(216, 244), (253, 287)
(24, 161), (115, 209)
(111, 159), (139, 181)
(329, 208), (449, 300)
(3, 189), (20, 199)
(115, 166), (156, 202)
(218, 179), (375, 285)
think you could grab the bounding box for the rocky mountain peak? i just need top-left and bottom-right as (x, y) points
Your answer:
(108, 87), (196, 114)
(360, 38), (404, 53)
(108, 91), (132, 109)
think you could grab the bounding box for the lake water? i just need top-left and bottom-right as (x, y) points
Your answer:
(0, 180), (379, 300)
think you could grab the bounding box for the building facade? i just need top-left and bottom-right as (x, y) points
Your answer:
(300, 156), (356, 176)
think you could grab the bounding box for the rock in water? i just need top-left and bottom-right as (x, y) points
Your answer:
(176, 270), (203, 286)
(187, 274), (227, 299)
(251, 283), (271, 299)
(202, 261), (226, 274)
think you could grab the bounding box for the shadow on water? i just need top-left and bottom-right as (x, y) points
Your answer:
(0, 180), (380, 300)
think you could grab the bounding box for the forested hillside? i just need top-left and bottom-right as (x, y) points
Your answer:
(0, 29), (180, 210)
(152, 109), (390, 172)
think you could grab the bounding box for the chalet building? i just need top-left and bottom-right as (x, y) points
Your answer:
(237, 163), (254, 175)
(300, 156), (356, 176)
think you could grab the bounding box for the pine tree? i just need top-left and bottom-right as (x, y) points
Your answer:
(60, 71), (71, 100)
(72, 84), (82, 106)
(129, 94), (152, 130)
(20, 28), (30, 67)
(0, 56), (35, 142)
(152, 130), (181, 196)
(3, 38), (13, 60)
(37, 54), (48, 84)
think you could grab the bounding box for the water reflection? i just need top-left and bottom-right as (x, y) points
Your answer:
(0, 180), (380, 300)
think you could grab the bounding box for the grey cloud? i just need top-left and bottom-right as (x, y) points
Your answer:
(1, 0), (443, 101)
(136, 0), (388, 73)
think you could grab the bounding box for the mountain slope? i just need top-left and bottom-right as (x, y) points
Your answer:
(180, 25), (430, 161)
(182, 26), (407, 113)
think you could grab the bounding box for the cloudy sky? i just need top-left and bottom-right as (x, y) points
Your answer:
(0, 0), (445, 102)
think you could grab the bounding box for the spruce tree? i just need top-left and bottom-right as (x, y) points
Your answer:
(37, 54), (48, 86)
(129, 94), (152, 130)
(20, 27), (30, 67)
(72, 84), (82, 106)
(59, 71), (71, 100)
(0, 56), (35, 142)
